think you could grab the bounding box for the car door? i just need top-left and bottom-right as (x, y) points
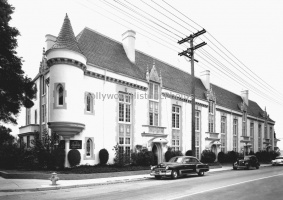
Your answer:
(181, 158), (191, 174)
(190, 158), (198, 172)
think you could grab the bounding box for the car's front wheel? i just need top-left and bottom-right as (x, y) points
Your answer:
(171, 170), (178, 179)
(256, 165), (259, 169)
(198, 170), (204, 176)
(155, 175), (162, 180)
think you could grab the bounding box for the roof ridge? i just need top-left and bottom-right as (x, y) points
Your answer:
(83, 27), (193, 77)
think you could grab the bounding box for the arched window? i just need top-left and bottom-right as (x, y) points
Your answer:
(86, 138), (92, 156)
(84, 92), (94, 115)
(58, 85), (64, 105)
(86, 94), (91, 112)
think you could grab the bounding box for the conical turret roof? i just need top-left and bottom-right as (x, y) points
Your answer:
(51, 14), (83, 55)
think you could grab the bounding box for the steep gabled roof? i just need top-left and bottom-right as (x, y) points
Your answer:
(51, 14), (83, 55)
(76, 27), (272, 121)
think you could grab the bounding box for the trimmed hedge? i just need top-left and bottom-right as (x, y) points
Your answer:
(68, 149), (81, 167)
(201, 150), (216, 163)
(131, 149), (155, 166)
(99, 148), (109, 165)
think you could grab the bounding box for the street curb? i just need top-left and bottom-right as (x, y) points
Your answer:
(0, 165), (272, 192)
(0, 177), (151, 192)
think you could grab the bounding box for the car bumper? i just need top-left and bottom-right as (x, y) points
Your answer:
(150, 170), (172, 177)
(272, 162), (283, 165)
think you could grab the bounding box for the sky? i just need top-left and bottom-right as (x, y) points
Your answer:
(5, 0), (283, 149)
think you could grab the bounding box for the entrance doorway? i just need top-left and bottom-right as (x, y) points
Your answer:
(152, 144), (158, 165)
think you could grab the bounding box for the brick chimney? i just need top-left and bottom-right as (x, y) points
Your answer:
(45, 34), (57, 51)
(122, 30), (136, 63)
(241, 90), (249, 106)
(200, 70), (210, 90)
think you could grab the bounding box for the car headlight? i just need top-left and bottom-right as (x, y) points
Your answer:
(150, 166), (156, 170)
(165, 166), (169, 170)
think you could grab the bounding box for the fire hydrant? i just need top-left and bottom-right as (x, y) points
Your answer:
(50, 172), (59, 185)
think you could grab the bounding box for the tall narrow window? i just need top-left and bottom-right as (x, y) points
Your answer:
(270, 127), (273, 143)
(86, 138), (91, 156)
(42, 77), (45, 95)
(195, 111), (200, 131)
(250, 123), (254, 152)
(233, 118), (238, 152)
(195, 111), (201, 159)
(208, 115), (214, 132)
(195, 132), (200, 159)
(42, 105), (46, 123)
(264, 124), (267, 139)
(149, 82), (159, 126)
(26, 108), (31, 125)
(58, 86), (64, 105)
(258, 124), (262, 151)
(118, 93), (132, 154)
(242, 112), (247, 136)
(172, 105), (180, 129)
(208, 100), (215, 132)
(221, 116), (226, 152)
(35, 110), (37, 124)
(85, 93), (94, 114)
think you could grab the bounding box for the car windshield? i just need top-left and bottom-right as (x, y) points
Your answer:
(169, 157), (183, 163)
(276, 157), (283, 159)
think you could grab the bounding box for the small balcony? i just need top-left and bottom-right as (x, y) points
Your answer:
(240, 135), (250, 143)
(141, 125), (167, 137)
(19, 124), (40, 135)
(263, 138), (271, 145)
(205, 132), (220, 141)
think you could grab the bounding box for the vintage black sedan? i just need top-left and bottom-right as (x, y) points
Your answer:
(233, 155), (260, 170)
(150, 156), (209, 179)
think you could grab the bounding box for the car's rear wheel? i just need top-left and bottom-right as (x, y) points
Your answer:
(171, 170), (178, 179)
(256, 165), (259, 169)
(198, 170), (204, 176)
(233, 166), (237, 170)
(155, 175), (162, 180)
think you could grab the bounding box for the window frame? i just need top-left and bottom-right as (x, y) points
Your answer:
(53, 83), (67, 109)
(84, 92), (95, 115)
(172, 105), (181, 129)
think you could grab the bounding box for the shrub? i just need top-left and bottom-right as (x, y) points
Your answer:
(185, 150), (193, 156)
(99, 148), (109, 165)
(165, 148), (183, 162)
(227, 151), (238, 163)
(68, 149), (81, 167)
(131, 149), (154, 166)
(113, 144), (130, 167)
(217, 151), (225, 163)
(0, 144), (24, 169)
(201, 150), (216, 163)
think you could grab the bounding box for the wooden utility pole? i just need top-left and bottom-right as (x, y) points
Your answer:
(178, 29), (207, 157)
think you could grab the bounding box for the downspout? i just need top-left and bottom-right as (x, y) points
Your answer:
(39, 74), (42, 139)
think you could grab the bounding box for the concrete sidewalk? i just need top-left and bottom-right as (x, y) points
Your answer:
(0, 164), (271, 192)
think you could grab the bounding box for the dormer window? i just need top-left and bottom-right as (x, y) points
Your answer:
(149, 82), (159, 126)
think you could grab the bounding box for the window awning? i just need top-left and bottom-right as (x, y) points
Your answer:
(152, 137), (168, 144)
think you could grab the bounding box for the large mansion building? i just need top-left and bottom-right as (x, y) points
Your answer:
(18, 15), (278, 167)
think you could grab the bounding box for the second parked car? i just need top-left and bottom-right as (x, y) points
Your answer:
(233, 155), (260, 170)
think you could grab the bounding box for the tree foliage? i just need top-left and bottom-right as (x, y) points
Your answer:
(0, 0), (36, 124)
(0, 125), (15, 144)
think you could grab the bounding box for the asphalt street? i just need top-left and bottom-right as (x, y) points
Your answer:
(1, 166), (283, 200)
